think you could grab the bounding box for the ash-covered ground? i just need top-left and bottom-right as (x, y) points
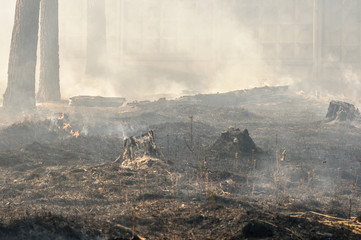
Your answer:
(1, 86), (361, 239)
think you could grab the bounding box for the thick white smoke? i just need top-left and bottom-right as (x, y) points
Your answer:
(0, 1), (358, 102)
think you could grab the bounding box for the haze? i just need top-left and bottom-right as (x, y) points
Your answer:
(3, 1), (361, 239)
(0, 1), (360, 101)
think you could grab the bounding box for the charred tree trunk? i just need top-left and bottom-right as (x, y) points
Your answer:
(3, 0), (41, 110)
(37, 0), (60, 102)
(86, 0), (107, 76)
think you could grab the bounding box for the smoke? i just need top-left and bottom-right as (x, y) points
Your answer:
(0, 1), (295, 101)
(1, 1), (360, 102)
(58, 0), (280, 100)
(342, 66), (361, 101)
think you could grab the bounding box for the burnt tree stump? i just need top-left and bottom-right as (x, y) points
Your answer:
(325, 101), (360, 122)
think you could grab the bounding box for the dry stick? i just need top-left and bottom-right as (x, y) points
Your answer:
(189, 116), (194, 199)
(166, 170), (175, 197)
(307, 172), (311, 186)
(175, 176), (179, 200)
(234, 152), (238, 169)
(167, 134), (170, 163)
(349, 199), (352, 220)
(206, 172), (209, 193)
(189, 115), (193, 152)
(354, 168), (357, 181)
(198, 163), (203, 198)
(309, 211), (349, 221)
(144, 174), (147, 188)
(199, 161), (203, 179)
(132, 211), (136, 239)
(174, 136), (178, 163)
(213, 204), (217, 226)
(119, 179), (122, 202)
(183, 137), (193, 153)
(354, 175), (359, 188)
(353, 168), (359, 191)
(197, 131), (201, 163)
(273, 173), (279, 200)
(284, 227), (304, 240)
(253, 154), (257, 171)
(125, 186), (128, 207)
(276, 150), (279, 172)
(275, 134), (278, 172)
(251, 149), (254, 170)
(208, 190), (217, 226)
(144, 174), (147, 202)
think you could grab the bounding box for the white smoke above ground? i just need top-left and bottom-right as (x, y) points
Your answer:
(59, 0), (279, 100)
(0, 1), (360, 102)
(292, 62), (361, 105)
(0, 0), (271, 101)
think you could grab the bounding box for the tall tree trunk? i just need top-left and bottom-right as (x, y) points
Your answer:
(86, 0), (107, 76)
(37, 0), (60, 102)
(3, 0), (41, 110)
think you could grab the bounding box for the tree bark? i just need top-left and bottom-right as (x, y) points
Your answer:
(3, 0), (41, 110)
(86, 0), (107, 76)
(37, 0), (60, 102)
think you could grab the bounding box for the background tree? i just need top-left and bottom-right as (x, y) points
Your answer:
(37, 0), (61, 102)
(3, 0), (41, 110)
(86, 0), (108, 76)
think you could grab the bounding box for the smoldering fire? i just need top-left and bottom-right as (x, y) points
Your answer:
(0, 1), (361, 240)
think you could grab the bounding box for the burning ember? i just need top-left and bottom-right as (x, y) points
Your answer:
(70, 130), (80, 138)
(63, 123), (70, 130)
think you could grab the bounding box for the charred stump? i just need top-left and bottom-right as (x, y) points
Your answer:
(123, 131), (160, 161)
(325, 101), (360, 122)
(210, 127), (261, 158)
(37, 0), (61, 102)
(3, 0), (41, 110)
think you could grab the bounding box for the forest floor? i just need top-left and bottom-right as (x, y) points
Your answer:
(1, 86), (361, 239)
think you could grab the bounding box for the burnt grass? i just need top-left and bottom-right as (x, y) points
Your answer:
(1, 87), (361, 239)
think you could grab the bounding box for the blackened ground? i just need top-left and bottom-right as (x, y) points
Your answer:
(1, 87), (361, 239)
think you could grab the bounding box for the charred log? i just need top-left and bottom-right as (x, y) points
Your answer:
(69, 96), (126, 108)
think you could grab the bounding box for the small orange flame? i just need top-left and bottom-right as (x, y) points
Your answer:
(56, 112), (79, 139)
(71, 130), (80, 138)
